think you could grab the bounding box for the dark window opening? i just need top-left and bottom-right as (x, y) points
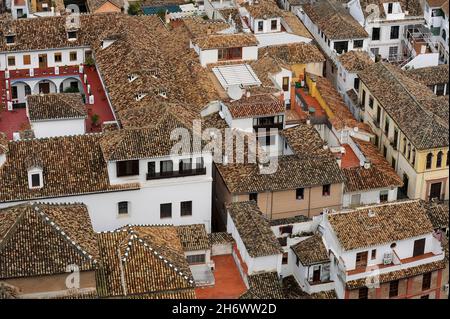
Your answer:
(372, 28), (380, 40)
(187, 254), (206, 264)
(422, 272), (432, 291)
(181, 201), (193, 216)
(322, 184), (331, 196)
(249, 192), (258, 202)
(31, 173), (41, 187)
(296, 188), (304, 200)
(389, 280), (399, 298)
(118, 201), (128, 215)
(160, 203), (172, 219)
(271, 20), (277, 30)
(358, 287), (368, 299)
(353, 39), (363, 48)
(160, 160), (173, 175)
(282, 252), (288, 264)
(390, 26), (400, 39)
(218, 47), (243, 60)
(116, 160), (139, 177)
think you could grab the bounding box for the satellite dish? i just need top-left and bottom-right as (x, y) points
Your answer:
(227, 85), (244, 100)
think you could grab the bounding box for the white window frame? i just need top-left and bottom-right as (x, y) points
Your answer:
(28, 168), (43, 189)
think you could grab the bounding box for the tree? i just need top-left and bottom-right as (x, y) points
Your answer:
(128, 2), (142, 15)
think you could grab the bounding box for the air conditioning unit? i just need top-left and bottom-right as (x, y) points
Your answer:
(383, 252), (393, 265)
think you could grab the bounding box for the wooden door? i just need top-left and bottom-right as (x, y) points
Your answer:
(39, 82), (50, 94)
(413, 238), (426, 257)
(429, 182), (442, 200)
(38, 54), (47, 69)
(312, 267), (321, 283)
(355, 251), (368, 268)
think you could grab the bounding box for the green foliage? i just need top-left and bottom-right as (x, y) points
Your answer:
(128, 2), (142, 16)
(64, 86), (80, 93)
(84, 56), (95, 68)
(91, 114), (100, 125)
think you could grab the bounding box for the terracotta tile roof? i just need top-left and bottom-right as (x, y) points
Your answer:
(421, 199), (449, 230)
(227, 201), (283, 258)
(0, 134), (139, 203)
(87, 0), (123, 12)
(442, 0), (449, 15)
(346, 260), (446, 289)
(176, 224), (211, 251)
(183, 17), (231, 38)
(269, 214), (311, 226)
(27, 93), (87, 121)
(217, 154), (344, 193)
(249, 55), (283, 87)
(193, 33), (259, 49)
(280, 123), (328, 156)
(0, 132), (8, 155)
(338, 50), (374, 72)
(0, 203), (98, 279)
(243, 0), (283, 19)
(292, 234), (329, 266)
(282, 275), (337, 299)
(302, 0), (368, 40)
(225, 93), (284, 118)
(343, 139), (403, 193)
(281, 11), (313, 38)
(406, 64), (449, 87)
(359, 0), (423, 18)
(310, 73), (372, 132)
(209, 232), (235, 245)
(359, 62), (449, 150)
(218, 8), (244, 31)
(239, 271), (284, 299)
(327, 200), (434, 251)
(96, 225), (195, 298)
(259, 42), (325, 65)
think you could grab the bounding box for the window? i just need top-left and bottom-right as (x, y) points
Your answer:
(391, 157), (396, 170)
(279, 225), (293, 235)
(160, 160), (173, 175)
(282, 252), (288, 264)
(257, 21), (264, 32)
(413, 238), (426, 257)
(179, 158), (192, 172)
(160, 203), (172, 219)
(389, 46), (398, 59)
(295, 255), (300, 267)
(181, 201), (192, 216)
(54, 52), (62, 63)
(147, 161), (155, 176)
(368, 96), (374, 109)
(11, 86), (18, 99)
(384, 117), (390, 136)
(393, 129), (398, 149)
(69, 51), (77, 61)
(31, 173), (41, 188)
(436, 83), (445, 96)
(422, 273), (432, 291)
(67, 31), (77, 40)
(353, 39), (363, 48)
(372, 27), (380, 40)
(355, 251), (368, 268)
(333, 41), (348, 54)
(387, 3), (393, 14)
(116, 160), (139, 177)
(196, 157), (204, 169)
(351, 194), (361, 206)
(7, 56), (15, 66)
(278, 237), (287, 247)
(218, 47), (242, 60)
(6, 35), (15, 44)
(249, 192), (258, 202)
(383, 146), (387, 158)
(411, 149), (416, 166)
(389, 280), (399, 298)
(23, 54), (31, 65)
(282, 77), (289, 91)
(271, 20), (277, 30)
(436, 151), (443, 168)
(371, 249), (377, 260)
(358, 287), (368, 299)
(25, 85), (31, 96)
(187, 254), (205, 264)
(390, 26), (400, 39)
(361, 89), (366, 106)
(322, 184), (331, 196)
(380, 190), (389, 202)
(118, 201), (129, 215)
(296, 188), (304, 200)
(354, 78), (360, 91)
(426, 153), (433, 169)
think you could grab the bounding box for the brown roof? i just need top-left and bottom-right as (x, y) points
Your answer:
(96, 225), (195, 298)
(227, 201), (283, 258)
(280, 123), (328, 156)
(0, 132), (8, 155)
(218, 8), (244, 32)
(281, 11), (313, 38)
(302, 0), (368, 40)
(259, 42), (326, 65)
(249, 55), (283, 87)
(338, 50), (374, 72)
(327, 200), (434, 251)
(176, 224), (210, 251)
(292, 234), (329, 266)
(193, 33), (259, 50)
(0, 203), (98, 279)
(406, 64), (449, 87)
(183, 17), (230, 39)
(243, 0), (283, 19)
(27, 93), (87, 121)
(87, 0), (123, 12)
(240, 271), (284, 299)
(225, 93), (285, 119)
(359, 62), (449, 150)
(209, 232), (234, 245)
(0, 134), (139, 203)
(360, 0), (423, 18)
(346, 260), (446, 289)
(343, 139), (403, 193)
(421, 199), (449, 230)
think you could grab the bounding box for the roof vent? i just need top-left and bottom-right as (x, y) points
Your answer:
(135, 92), (147, 101)
(363, 160), (371, 169)
(368, 210), (376, 218)
(128, 74), (138, 83)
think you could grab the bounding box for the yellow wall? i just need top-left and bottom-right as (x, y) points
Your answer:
(305, 73), (335, 120)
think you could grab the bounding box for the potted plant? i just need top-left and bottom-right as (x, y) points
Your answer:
(91, 114), (100, 127)
(85, 57), (95, 70)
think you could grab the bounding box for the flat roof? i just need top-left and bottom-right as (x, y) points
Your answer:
(255, 32), (311, 48)
(212, 64), (261, 90)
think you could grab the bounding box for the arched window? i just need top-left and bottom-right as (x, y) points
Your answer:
(426, 153), (433, 169)
(436, 151), (443, 167)
(411, 149), (416, 165)
(407, 143), (411, 160)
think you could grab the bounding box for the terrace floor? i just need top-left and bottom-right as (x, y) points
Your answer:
(295, 87), (327, 118)
(341, 144), (360, 169)
(0, 66), (115, 139)
(195, 255), (247, 299)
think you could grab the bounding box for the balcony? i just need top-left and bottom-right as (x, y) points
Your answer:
(146, 167), (206, 180)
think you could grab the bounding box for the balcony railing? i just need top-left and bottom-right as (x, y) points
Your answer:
(146, 167), (206, 180)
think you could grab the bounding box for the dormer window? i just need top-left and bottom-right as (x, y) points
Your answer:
(6, 35), (15, 45)
(28, 167), (43, 189)
(135, 92), (147, 101)
(128, 74), (138, 83)
(387, 3), (393, 14)
(67, 31), (77, 41)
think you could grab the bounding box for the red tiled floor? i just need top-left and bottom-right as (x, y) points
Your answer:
(0, 108), (28, 140)
(82, 66), (115, 133)
(341, 144), (360, 168)
(195, 255), (247, 299)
